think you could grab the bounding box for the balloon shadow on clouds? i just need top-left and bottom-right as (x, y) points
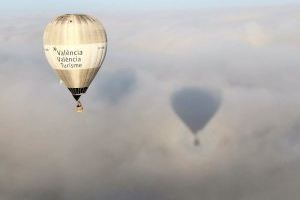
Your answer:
(171, 87), (221, 145)
(96, 68), (137, 104)
(10, 183), (64, 200)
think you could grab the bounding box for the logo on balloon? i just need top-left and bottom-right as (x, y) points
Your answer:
(53, 47), (83, 69)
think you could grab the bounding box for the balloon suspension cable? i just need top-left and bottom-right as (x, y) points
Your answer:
(194, 136), (200, 146)
(76, 101), (84, 113)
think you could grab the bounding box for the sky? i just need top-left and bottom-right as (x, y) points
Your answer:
(1, 0), (299, 13)
(1, 1), (300, 200)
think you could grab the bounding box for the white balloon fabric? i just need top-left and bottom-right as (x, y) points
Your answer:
(43, 14), (107, 111)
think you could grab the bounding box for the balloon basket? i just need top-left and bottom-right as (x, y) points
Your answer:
(76, 101), (84, 113)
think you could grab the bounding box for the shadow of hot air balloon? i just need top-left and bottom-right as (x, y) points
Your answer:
(171, 87), (221, 146)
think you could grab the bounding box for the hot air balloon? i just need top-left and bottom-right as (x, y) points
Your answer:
(43, 14), (107, 112)
(171, 87), (221, 146)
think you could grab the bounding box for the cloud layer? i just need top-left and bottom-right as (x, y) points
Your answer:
(0, 5), (300, 200)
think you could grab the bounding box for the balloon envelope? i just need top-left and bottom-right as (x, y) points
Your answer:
(43, 14), (107, 101)
(171, 87), (221, 134)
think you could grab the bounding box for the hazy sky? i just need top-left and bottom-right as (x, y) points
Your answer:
(1, 0), (299, 13)
(0, 2), (300, 200)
